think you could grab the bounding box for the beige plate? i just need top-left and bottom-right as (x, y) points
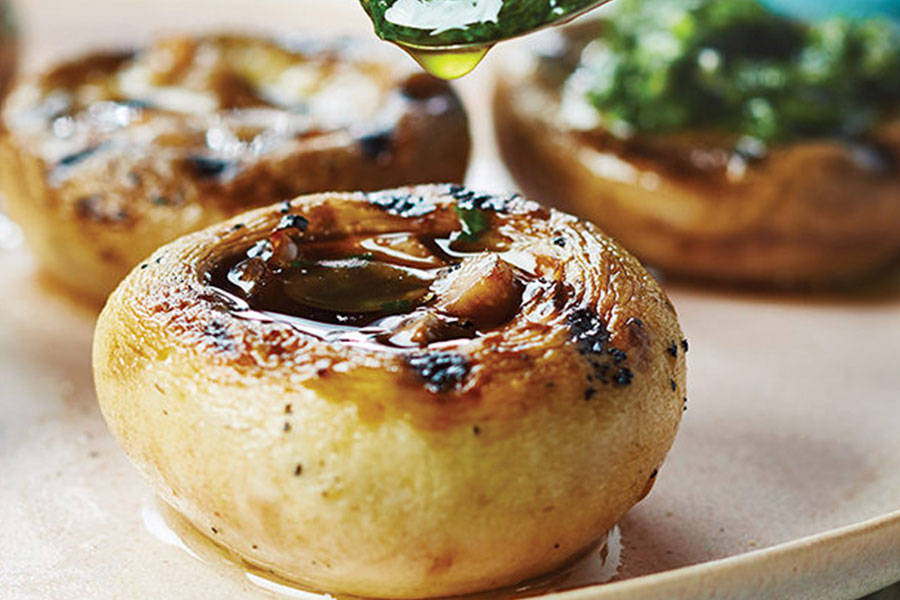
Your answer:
(2, 0), (899, 599)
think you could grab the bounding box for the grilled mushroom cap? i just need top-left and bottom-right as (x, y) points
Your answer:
(494, 27), (900, 288)
(93, 184), (686, 599)
(0, 33), (470, 301)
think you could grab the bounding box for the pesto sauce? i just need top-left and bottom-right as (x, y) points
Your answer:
(360, 0), (603, 48)
(577, 0), (900, 143)
(1, 0), (16, 35)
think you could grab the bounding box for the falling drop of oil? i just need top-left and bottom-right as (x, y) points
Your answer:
(401, 44), (491, 80)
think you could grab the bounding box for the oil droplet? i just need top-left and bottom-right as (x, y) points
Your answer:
(0, 213), (24, 250)
(402, 45), (491, 80)
(141, 493), (622, 600)
(141, 496), (338, 599)
(245, 572), (337, 600)
(561, 526), (622, 588)
(141, 496), (202, 561)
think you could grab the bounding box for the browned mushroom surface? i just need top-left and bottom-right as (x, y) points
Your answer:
(0, 33), (470, 301)
(93, 185), (686, 599)
(494, 23), (900, 289)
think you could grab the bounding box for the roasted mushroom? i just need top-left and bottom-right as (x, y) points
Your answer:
(93, 184), (686, 599)
(0, 33), (470, 301)
(494, 3), (900, 288)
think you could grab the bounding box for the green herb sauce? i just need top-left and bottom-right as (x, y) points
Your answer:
(1, 0), (16, 36)
(577, 0), (900, 143)
(360, 0), (604, 48)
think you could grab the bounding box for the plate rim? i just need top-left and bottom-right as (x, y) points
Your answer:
(549, 508), (900, 600)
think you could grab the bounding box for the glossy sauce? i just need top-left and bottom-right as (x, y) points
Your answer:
(209, 225), (524, 352)
(142, 495), (623, 600)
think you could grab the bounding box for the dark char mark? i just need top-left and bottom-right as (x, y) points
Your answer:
(57, 144), (104, 168)
(448, 185), (515, 213)
(358, 129), (394, 161)
(75, 196), (129, 224)
(848, 141), (895, 175)
(400, 73), (447, 101)
(276, 214), (309, 232)
(203, 320), (234, 352)
(568, 309), (610, 355)
(186, 156), (234, 179)
(567, 308), (633, 387)
(608, 347), (628, 364)
(407, 352), (470, 393)
(117, 99), (154, 110)
(613, 368), (634, 386)
(369, 190), (437, 218)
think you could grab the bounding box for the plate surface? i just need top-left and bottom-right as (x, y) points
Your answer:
(1, 1), (899, 599)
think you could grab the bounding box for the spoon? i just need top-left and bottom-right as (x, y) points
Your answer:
(358, 0), (616, 78)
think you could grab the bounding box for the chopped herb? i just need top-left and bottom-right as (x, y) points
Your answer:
(380, 298), (413, 313)
(454, 204), (490, 241)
